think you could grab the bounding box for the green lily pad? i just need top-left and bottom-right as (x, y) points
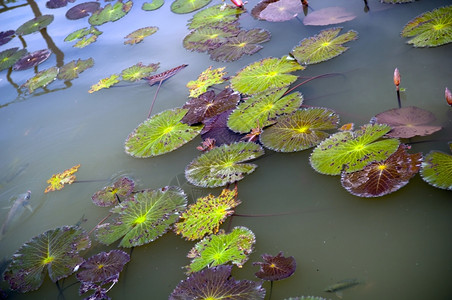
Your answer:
(125, 108), (203, 158)
(174, 188), (240, 240)
(88, 74), (120, 93)
(171, 0), (211, 14)
(230, 57), (304, 95)
(124, 26), (159, 45)
(260, 107), (339, 152)
(89, 0), (133, 26)
(186, 226), (256, 273)
(401, 6), (452, 47)
(183, 23), (240, 53)
(91, 177), (135, 207)
(0, 47), (27, 72)
(120, 62), (160, 81)
(291, 27), (358, 65)
(95, 186), (187, 247)
(142, 0), (164, 11)
(57, 58), (94, 80)
(420, 145), (452, 190)
(22, 66), (59, 93)
(186, 66), (228, 98)
(188, 4), (245, 30)
(64, 26), (102, 42)
(185, 141), (264, 188)
(16, 15), (54, 36)
(228, 88), (303, 133)
(309, 123), (400, 175)
(3, 226), (90, 293)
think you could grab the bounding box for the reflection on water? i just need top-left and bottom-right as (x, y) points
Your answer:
(1, 0), (452, 299)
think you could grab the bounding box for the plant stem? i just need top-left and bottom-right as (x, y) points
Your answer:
(396, 87), (401, 108)
(148, 79), (163, 118)
(87, 212), (112, 236)
(284, 73), (343, 96)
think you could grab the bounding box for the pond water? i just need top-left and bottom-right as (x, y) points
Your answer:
(1, 0), (452, 299)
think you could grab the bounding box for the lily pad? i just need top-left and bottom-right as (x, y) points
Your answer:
(310, 124), (400, 175)
(401, 6), (452, 47)
(66, 2), (100, 20)
(290, 27), (358, 65)
(57, 58), (94, 80)
(95, 186), (187, 247)
(3, 226), (90, 293)
(420, 146), (452, 190)
(89, 0), (133, 26)
(22, 66), (59, 93)
(303, 7), (356, 26)
(171, 0), (211, 14)
(201, 109), (245, 146)
(230, 57), (304, 95)
(188, 4), (245, 30)
(124, 26), (159, 45)
(254, 252), (296, 281)
(16, 15), (54, 36)
(13, 49), (51, 71)
(170, 265), (265, 300)
(259, 0), (303, 22)
(89, 74), (120, 93)
(79, 275), (118, 300)
(76, 250), (130, 283)
(91, 177), (135, 207)
(374, 106), (442, 138)
(125, 108), (203, 158)
(260, 107), (339, 152)
(186, 66), (227, 98)
(142, 0), (164, 11)
(0, 30), (15, 46)
(341, 144), (422, 197)
(0, 48), (27, 72)
(209, 28), (271, 62)
(46, 0), (71, 9)
(145, 64), (188, 86)
(183, 23), (240, 53)
(185, 141), (264, 188)
(174, 187), (240, 240)
(228, 88), (303, 133)
(186, 226), (256, 273)
(65, 26), (102, 42)
(251, 0), (279, 20)
(120, 62), (160, 81)
(45, 164), (80, 193)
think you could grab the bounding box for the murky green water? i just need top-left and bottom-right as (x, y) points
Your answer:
(1, 0), (452, 299)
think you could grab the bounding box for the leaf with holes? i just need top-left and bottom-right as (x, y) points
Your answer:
(89, 74), (120, 93)
(124, 26), (159, 45)
(45, 164), (80, 193)
(188, 4), (245, 30)
(420, 144), (452, 190)
(91, 177), (135, 207)
(186, 66), (228, 98)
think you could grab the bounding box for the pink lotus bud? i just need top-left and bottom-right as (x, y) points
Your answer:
(393, 68), (400, 87)
(446, 87), (452, 106)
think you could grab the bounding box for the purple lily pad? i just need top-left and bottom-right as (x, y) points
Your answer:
(76, 250), (130, 283)
(254, 252), (296, 281)
(201, 109), (245, 146)
(91, 177), (135, 207)
(13, 49), (51, 71)
(259, 0), (303, 22)
(0, 30), (15, 46)
(66, 2), (101, 20)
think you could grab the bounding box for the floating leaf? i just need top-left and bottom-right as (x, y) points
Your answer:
(290, 27), (358, 65)
(22, 66), (59, 93)
(188, 4), (245, 30)
(142, 0), (164, 11)
(0, 48), (27, 71)
(76, 250), (130, 283)
(171, 0), (212, 14)
(186, 66), (227, 98)
(92, 177), (135, 207)
(228, 88), (303, 134)
(209, 28), (271, 62)
(341, 144), (422, 197)
(45, 164), (80, 193)
(260, 107), (339, 152)
(186, 226), (256, 273)
(201, 109), (245, 146)
(13, 49), (51, 71)
(16, 15), (54, 36)
(66, 2), (100, 20)
(174, 187), (240, 240)
(303, 7), (356, 26)
(3, 226), (90, 293)
(170, 265), (266, 300)
(65, 26), (102, 42)
(182, 88), (240, 125)
(259, 0), (303, 22)
(145, 64), (188, 86)
(374, 106), (442, 138)
(120, 62), (160, 81)
(401, 6), (452, 47)
(124, 26), (159, 45)
(310, 124), (400, 175)
(79, 275), (118, 300)
(74, 35), (99, 48)
(420, 146), (452, 190)
(125, 108), (203, 158)
(230, 57), (304, 95)
(183, 23), (240, 53)
(185, 141), (264, 188)
(89, 1), (133, 26)
(57, 58), (94, 80)
(95, 186), (187, 247)
(251, 0), (279, 20)
(89, 74), (120, 93)
(254, 252), (296, 281)
(46, 0), (71, 9)
(0, 30), (15, 46)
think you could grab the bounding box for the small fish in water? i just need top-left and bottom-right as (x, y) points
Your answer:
(324, 279), (361, 299)
(1, 190), (32, 237)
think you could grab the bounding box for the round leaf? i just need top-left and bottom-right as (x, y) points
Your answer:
(57, 58), (94, 80)
(91, 177), (135, 207)
(183, 23), (240, 53)
(88, 1), (133, 26)
(16, 15), (54, 36)
(76, 250), (130, 283)
(171, 0), (212, 14)
(65, 2), (100, 20)
(254, 252), (296, 281)
(259, 0), (303, 22)
(188, 4), (245, 30)
(142, 0), (164, 11)
(0, 47), (27, 71)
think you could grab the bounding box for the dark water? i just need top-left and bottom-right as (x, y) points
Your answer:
(1, 0), (452, 299)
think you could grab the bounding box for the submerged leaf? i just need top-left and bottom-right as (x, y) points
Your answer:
(95, 186), (187, 247)
(120, 62), (160, 81)
(57, 58), (94, 80)
(186, 226), (256, 273)
(170, 265), (266, 300)
(91, 177), (135, 207)
(259, 0), (303, 22)
(76, 250), (130, 283)
(66, 2), (100, 20)
(171, 0), (212, 14)
(0, 48), (27, 71)
(188, 4), (245, 30)
(124, 26), (159, 45)
(89, 74), (120, 93)
(22, 66), (59, 93)
(89, 0), (133, 26)
(303, 7), (356, 26)
(13, 49), (51, 71)
(185, 142), (264, 188)
(186, 66), (228, 98)
(254, 252), (296, 281)
(420, 146), (452, 190)
(16, 15), (54, 36)
(3, 226), (90, 293)
(45, 164), (80, 193)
